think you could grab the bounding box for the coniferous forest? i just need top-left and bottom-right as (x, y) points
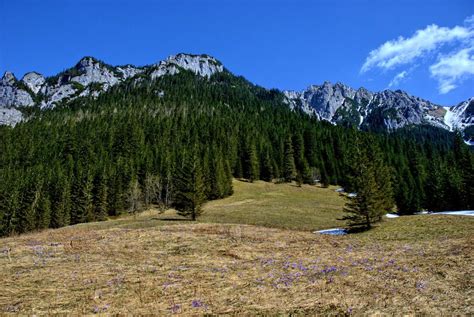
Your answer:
(0, 70), (473, 236)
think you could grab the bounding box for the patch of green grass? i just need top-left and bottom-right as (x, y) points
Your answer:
(71, 180), (346, 232)
(201, 180), (346, 231)
(360, 214), (474, 241)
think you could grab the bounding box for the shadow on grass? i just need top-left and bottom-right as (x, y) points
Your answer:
(346, 227), (370, 234)
(156, 217), (193, 222)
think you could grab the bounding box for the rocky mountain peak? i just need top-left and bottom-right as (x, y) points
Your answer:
(303, 81), (356, 120)
(444, 97), (474, 133)
(70, 57), (119, 88)
(2, 71), (16, 85)
(150, 53), (223, 80)
(354, 87), (373, 104)
(76, 56), (100, 69)
(22, 72), (45, 94)
(166, 53), (223, 77)
(0, 71), (34, 124)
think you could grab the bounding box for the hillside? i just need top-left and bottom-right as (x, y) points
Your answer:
(1, 62), (473, 237)
(1, 181), (472, 315)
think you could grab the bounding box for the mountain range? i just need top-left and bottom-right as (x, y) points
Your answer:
(1, 53), (472, 142)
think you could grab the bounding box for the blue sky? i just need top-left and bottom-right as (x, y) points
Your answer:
(0, 0), (473, 106)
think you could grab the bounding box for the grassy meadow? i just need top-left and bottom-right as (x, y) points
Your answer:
(0, 180), (472, 314)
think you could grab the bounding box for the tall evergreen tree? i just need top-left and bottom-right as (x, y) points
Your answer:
(173, 150), (206, 221)
(344, 137), (393, 229)
(243, 141), (259, 182)
(283, 136), (296, 182)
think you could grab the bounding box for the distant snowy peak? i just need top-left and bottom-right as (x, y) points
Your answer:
(285, 82), (455, 131)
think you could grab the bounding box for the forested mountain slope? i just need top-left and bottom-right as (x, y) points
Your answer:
(0, 56), (473, 236)
(1, 54), (473, 140)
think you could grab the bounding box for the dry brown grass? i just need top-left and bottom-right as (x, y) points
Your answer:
(0, 214), (472, 315)
(428, 107), (447, 119)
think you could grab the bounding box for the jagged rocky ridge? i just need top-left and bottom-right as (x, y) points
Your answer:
(0, 53), (472, 139)
(283, 82), (471, 134)
(0, 53), (223, 125)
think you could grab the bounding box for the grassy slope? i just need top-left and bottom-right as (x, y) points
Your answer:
(71, 180), (347, 232)
(201, 180), (346, 230)
(0, 181), (472, 315)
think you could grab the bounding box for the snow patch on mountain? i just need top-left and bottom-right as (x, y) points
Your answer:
(444, 98), (474, 131)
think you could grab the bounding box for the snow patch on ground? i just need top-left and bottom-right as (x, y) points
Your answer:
(434, 210), (474, 216)
(314, 228), (347, 235)
(314, 211), (473, 236)
(415, 211), (429, 215)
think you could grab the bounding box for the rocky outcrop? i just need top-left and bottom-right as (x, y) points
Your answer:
(22, 72), (45, 94)
(43, 84), (77, 107)
(365, 90), (427, 130)
(0, 107), (23, 126)
(70, 57), (120, 89)
(116, 65), (144, 79)
(0, 72), (34, 107)
(285, 82), (357, 121)
(151, 53), (223, 80)
(0, 72), (35, 125)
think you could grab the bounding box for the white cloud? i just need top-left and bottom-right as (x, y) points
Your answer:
(430, 48), (474, 94)
(361, 23), (473, 73)
(465, 15), (474, 27)
(388, 70), (408, 88)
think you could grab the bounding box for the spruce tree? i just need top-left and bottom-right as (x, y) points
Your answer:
(283, 136), (296, 182)
(261, 151), (274, 182)
(425, 160), (444, 212)
(94, 174), (108, 221)
(243, 142), (259, 182)
(344, 137), (392, 229)
(173, 150), (206, 221)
